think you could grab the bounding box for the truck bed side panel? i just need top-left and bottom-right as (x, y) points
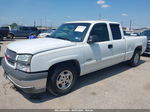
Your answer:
(125, 36), (147, 61)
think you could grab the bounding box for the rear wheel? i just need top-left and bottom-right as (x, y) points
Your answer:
(47, 64), (78, 96)
(128, 49), (141, 67)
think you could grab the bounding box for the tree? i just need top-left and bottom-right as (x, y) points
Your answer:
(10, 23), (18, 29)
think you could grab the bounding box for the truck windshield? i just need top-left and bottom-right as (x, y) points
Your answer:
(49, 23), (91, 42)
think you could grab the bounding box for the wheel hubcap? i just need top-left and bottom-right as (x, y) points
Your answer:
(134, 53), (139, 64)
(56, 70), (73, 90)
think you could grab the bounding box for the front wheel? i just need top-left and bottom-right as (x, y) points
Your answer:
(47, 64), (78, 96)
(7, 33), (14, 39)
(0, 34), (4, 41)
(128, 50), (141, 67)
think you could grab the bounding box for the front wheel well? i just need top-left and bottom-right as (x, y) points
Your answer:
(8, 33), (15, 37)
(0, 34), (3, 37)
(48, 60), (81, 77)
(135, 46), (142, 54)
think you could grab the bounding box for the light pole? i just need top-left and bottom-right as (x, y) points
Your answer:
(129, 19), (132, 31)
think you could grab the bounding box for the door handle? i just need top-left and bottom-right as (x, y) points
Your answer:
(108, 44), (113, 49)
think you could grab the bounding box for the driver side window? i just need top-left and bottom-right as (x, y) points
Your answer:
(90, 23), (109, 42)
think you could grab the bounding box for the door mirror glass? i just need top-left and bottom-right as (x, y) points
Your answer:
(87, 35), (98, 44)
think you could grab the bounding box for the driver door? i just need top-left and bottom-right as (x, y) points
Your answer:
(83, 23), (113, 74)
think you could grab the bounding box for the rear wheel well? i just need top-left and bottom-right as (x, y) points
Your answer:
(48, 60), (81, 77)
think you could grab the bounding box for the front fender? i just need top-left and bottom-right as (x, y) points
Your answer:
(30, 47), (84, 73)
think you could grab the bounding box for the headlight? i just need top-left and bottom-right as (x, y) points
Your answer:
(17, 55), (32, 63)
(16, 55), (32, 72)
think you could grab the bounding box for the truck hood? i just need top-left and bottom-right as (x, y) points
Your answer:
(7, 38), (76, 54)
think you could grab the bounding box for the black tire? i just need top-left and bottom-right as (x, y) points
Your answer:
(0, 34), (4, 41)
(47, 63), (78, 96)
(128, 49), (141, 67)
(7, 33), (14, 39)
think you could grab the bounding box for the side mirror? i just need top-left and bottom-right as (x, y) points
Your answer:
(87, 35), (98, 44)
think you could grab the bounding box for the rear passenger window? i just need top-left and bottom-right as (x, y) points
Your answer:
(110, 24), (122, 40)
(90, 23), (109, 42)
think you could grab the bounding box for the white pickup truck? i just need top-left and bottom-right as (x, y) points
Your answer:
(2, 21), (147, 96)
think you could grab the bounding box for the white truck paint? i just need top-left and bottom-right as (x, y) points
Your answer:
(2, 20), (147, 95)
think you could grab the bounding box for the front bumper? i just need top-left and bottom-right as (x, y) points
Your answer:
(2, 58), (48, 93)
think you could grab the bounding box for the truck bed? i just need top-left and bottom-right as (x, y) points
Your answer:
(125, 36), (147, 60)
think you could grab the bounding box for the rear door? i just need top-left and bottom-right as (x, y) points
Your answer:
(23, 27), (30, 37)
(16, 27), (27, 37)
(109, 24), (126, 64)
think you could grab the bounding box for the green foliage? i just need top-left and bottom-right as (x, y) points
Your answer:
(10, 23), (18, 29)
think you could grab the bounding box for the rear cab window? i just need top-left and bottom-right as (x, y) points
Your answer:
(110, 24), (122, 40)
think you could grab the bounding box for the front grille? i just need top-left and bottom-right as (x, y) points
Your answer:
(5, 49), (17, 66)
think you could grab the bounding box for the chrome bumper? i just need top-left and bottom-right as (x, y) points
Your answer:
(2, 58), (48, 94)
(5, 73), (47, 93)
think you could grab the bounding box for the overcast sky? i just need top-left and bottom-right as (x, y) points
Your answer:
(0, 0), (150, 28)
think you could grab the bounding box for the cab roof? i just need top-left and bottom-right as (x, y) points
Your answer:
(66, 20), (119, 24)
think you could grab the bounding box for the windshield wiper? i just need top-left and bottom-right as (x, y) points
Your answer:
(46, 35), (54, 38)
(56, 37), (70, 41)
(47, 36), (71, 41)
